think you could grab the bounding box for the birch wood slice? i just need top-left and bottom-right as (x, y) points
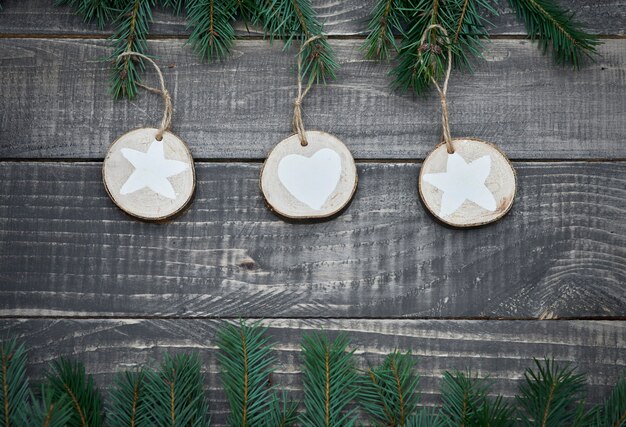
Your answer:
(419, 138), (516, 227)
(260, 131), (358, 219)
(103, 128), (195, 221)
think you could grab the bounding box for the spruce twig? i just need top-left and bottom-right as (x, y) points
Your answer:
(591, 370), (626, 427)
(53, 0), (118, 28)
(360, 351), (421, 426)
(217, 320), (278, 427)
(19, 385), (73, 427)
(142, 353), (211, 427)
(517, 358), (588, 427)
(186, 0), (238, 62)
(109, 370), (149, 427)
(507, 0), (599, 67)
(46, 358), (104, 427)
(0, 339), (30, 427)
(362, 0), (404, 60)
(258, 0), (339, 84)
(300, 333), (359, 427)
(108, 0), (155, 99)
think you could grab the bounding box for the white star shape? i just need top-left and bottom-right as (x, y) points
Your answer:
(119, 140), (189, 199)
(423, 152), (496, 217)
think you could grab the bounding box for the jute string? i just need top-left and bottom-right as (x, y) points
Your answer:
(292, 36), (323, 147)
(418, 24), (454, 154)
(117, 51), (173, 141)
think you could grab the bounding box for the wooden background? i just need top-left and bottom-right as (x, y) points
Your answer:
(0, 0), (625, 424)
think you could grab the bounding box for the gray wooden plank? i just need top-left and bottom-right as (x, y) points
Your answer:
(1, 39), (625, 160)
(0, 0), (624, 36)
(1, 319), (624, 426)
(0, 161), (624, 319)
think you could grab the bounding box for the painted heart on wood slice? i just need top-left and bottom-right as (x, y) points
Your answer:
(277, 148), (342, 210)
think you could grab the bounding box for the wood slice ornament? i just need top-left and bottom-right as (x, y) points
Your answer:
(417, 25), (516, 227)
(102, 53), (195, 221)
(260, 37), (358, 220)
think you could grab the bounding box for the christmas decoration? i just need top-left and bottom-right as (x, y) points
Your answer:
(363, 0), (600, 94)
(417, 25), (516, 227)
(102, 52), (195, 221)
(2, 324), (625, 426)
(260, 37), (358, 220)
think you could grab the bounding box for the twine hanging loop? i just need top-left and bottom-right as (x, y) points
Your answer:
(418, 24), (454, 154)
(117, 51), (173, 141)
(292, 36), (323, 147)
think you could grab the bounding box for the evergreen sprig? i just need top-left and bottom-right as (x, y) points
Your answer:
(19, 385), (73, 427)
(53, 0), (118, 28)
(142, 353), (211, 427)
(0, 339), (30, 427)
(46, 358), (103, 427)
(507, 0), (599, 67)
(108, 370), (149, 427)
(186, 0), (238, 62)
(300, 333), (359, 427)
(257, 0), (338, 83)
(360, 351), (421, 426)
(365, 0), (599, 94)
(216, 320), (286, 427)
(516, 358), (588, 426)
(108, 0), (155, 99)
(592, 370), (626, 427)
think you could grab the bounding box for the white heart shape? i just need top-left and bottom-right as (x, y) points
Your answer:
(277, 148), (342, 210)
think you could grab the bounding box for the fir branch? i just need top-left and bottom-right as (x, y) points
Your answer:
(142, 353), (210, 427)
(507, 0), (599, 67)
(109, 370), (149, 427)
(54, 0), (118, 28)
(405, 408), (446, 427)
(592, 370), (626, 427)
(300, 333), (359, 427)
(264, 390), (299, 427)
(517, 358), (587, 427)
(161, 0), (187, 15)
(439, 370), (487, 425)
(46, 358), (103, 427)
(362, 0), (404, 60)
(217, 320), (277, 427)
(20, 385), (73, 427)
(258, 0), (338, 83)
(109, 0), (155, 99)
(0, 339), (30, 427)
(186, 0), (238, 62)
(360, 351), (420, 426)
(391, 0), (495, 94)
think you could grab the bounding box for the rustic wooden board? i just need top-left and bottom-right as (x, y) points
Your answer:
(0, 161), (623, 319)
(1, 39), (625, 160)
(1, 319), (624, 426)
(0, 0), (624, 36)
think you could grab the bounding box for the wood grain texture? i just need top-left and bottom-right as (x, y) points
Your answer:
(1, 39), (625, 160)
(1, 161), (624, 319)
(1, 319), (624, 426)
(0, 0), (624, 36)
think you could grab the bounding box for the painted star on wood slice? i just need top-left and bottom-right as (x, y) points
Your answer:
(120, 140), (189, 199)
(423, 153), (497, 217)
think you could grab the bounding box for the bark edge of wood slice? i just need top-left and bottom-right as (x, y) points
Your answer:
(102, 128), (196, 221)
(260, 130), (358, 220)
(418, 138), (516, 228)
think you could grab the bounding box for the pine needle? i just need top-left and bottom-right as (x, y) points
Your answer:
(360, 351), (421, 426)
(591, 369), (626, 427)
(362, 0), (404, 60)
(108, 0), (155, 99)
(300, 333), (359, 427)
(0, 339), (30, 427)
(53, 0), (118, 28)
(257, 0), (339, 84)
(109, 370), (149, 427)
(19, 385), (73, 427)
(507, 0), (599, 67)
(142, 353), (210, 427)
(516, 358), (588, 427)
(46, 358), (103, 427)
(217, 320), (278, 427)
(186, 0), (238, 62)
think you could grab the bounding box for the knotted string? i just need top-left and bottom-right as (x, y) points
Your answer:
(292, 36), (323, 147)
(117, 51), (173, 141)
(418, 24), (454, 154)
